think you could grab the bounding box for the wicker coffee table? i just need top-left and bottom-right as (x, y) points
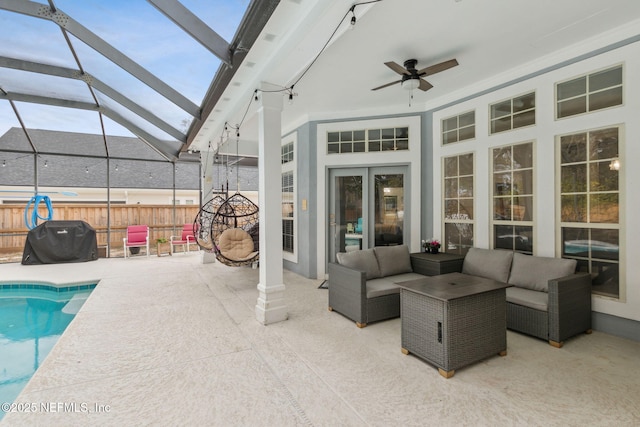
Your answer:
(397, 272), (511, 378)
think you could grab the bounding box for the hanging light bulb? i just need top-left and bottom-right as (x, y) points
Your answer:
(2, 160), (6, 167)
(44, 160), (48, 167)
(115, 164), (119, 171)
(85, 167), (89, 173)
(349, 5), (356, 29)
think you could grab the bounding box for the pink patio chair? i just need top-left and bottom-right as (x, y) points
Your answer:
(123, 225), (150, 258)
(170, 223), (197, 255)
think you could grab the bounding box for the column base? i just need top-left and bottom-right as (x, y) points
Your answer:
(201, 251), (216, 264)
(255, 283), (288, 325)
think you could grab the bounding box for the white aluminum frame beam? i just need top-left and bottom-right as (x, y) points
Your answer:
(0, 0), (201, 118)
(0, 56), (186, 142)
(147, 0), (232, 66)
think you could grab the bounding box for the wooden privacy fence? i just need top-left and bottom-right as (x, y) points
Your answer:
(0, 203), (200, 254)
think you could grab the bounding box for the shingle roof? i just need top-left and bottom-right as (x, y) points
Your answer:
(0, 128), (201, 189)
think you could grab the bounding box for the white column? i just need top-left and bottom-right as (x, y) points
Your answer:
(199, 148), (217, 264)
(255, 84), (288, 324)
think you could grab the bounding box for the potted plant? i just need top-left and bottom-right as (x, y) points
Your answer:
(428, 238), (441, 254)
(156, 237), (171, 256)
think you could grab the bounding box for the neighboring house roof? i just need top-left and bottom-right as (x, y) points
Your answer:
(0, 127), (258, 191)
(0, 127), (200, 190)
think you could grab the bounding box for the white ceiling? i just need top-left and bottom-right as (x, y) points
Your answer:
(190, 0), (640, 154)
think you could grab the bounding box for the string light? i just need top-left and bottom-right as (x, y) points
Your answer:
(349, 5), (356, 28)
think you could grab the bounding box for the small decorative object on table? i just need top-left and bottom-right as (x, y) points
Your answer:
(427, 238), (441, 254)
(421, 239), (429, 253)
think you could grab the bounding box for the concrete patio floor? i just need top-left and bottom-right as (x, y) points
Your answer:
(1, 253), (639, 426)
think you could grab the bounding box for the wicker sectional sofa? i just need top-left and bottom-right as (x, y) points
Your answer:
(458, 248), (593, 347)
(328, 245), (430, 328)
(328, 245), (593, 347)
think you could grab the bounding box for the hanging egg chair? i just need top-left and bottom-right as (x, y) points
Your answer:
(193, 194), (227, 252)
(211, 192), (260, 267)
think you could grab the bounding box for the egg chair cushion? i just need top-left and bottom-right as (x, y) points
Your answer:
(218, 228), (257, 261)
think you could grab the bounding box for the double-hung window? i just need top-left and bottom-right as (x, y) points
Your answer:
(281, 141), (295, 255)
(491, 142), (534, 254)
(443, 153), (474, 254)
(558, 126), (621, 298)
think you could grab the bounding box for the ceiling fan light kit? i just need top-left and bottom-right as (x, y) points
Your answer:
(402, 78), (420, 90)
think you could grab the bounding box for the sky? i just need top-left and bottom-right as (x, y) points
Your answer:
(0, 0), (250, 141)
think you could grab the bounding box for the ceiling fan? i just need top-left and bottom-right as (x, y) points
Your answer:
(372, 58), (458, 92)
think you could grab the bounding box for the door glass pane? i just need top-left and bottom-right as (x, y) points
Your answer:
(374, 174), (404, 246)
(336, 176), (363, 254)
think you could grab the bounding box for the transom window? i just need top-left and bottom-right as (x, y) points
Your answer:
(442, 111), (475, 145)
(558, 126), (621, 298)
(443, 153), (474, 255)
(327, 127), (409, 154)
(490, 92), (535, 134)
(556, 65), (623, 119)
(492, 142), (534, 254)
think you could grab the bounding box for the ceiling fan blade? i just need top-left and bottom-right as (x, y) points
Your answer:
(371, 80), (402, 91)
(418, 79), (433, 91)
(418, 59), (459, 76)
(384, 61), (411, 76)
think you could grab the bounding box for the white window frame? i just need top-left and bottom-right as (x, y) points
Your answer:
(555, 63), (624, 120)
(441, 110), (476, 145)
(555, 124), (624, 301)
(490, 140), (535, 254)
(442, 152), (475, 255)
(282, 134), (297, 263)
(489, 91), (536, 135)
(326, 126), (410, 154)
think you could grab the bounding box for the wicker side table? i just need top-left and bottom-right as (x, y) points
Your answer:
(410, 252), (465, 276)
(398, 273), (510, 378)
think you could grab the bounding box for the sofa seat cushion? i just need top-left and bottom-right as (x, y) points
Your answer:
(366, 272), (426, 298)
(374, 245), (412, 276)
(462, 248), (514, 283)
(508, 253), (577, 292)
(337, 248), (381, 279)
(366, 277), (401, 298)
(506, 287), (548, 312)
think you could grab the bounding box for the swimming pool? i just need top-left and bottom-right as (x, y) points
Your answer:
(0, 282), (96, 420)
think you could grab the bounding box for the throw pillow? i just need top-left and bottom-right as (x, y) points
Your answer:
(374, 245), (412, 277)
(508, 253), (577, 292)
(462, 248), (513, 283)
(336, 248), (381, 279)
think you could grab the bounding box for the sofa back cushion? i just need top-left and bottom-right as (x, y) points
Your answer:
(374, 245), (413, 277)
(336, 248), (381, 279)
(462, 248), (513, 283)
(508, 253), (577, 292)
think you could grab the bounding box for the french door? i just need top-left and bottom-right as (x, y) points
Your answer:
(328, 166), (408, 263)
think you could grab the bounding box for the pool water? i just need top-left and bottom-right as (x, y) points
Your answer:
(0, 283), (96, 419)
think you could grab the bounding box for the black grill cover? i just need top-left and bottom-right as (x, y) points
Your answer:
(22, 220), (98, 265)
